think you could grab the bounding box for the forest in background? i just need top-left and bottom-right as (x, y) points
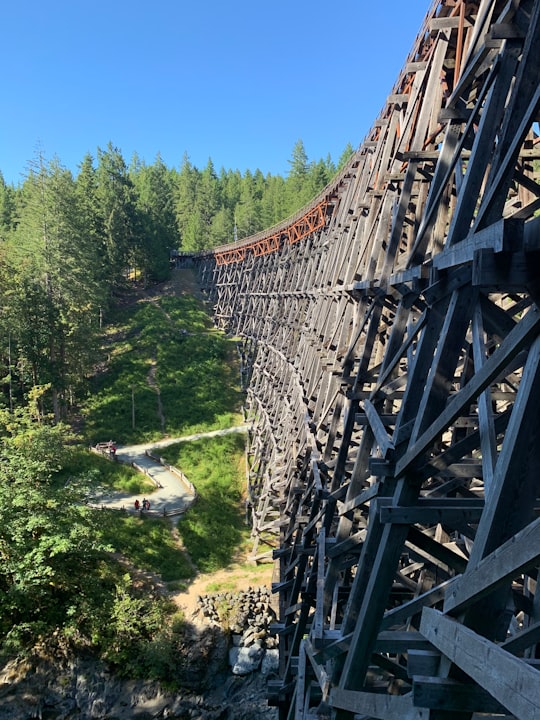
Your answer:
(0, 139), (353, 422)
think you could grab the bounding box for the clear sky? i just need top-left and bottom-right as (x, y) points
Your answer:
(1, 1), (431, 186)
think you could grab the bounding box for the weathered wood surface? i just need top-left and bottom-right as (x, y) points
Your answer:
(193, 1), (540, 718)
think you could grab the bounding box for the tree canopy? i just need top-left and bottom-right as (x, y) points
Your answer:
(0, 140), (353, 419)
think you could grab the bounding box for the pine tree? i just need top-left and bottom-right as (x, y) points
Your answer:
(337, 142), (355, 170)
(131, 154), (178, 282)
(174, 153), (200, 249)
(96, 143), (142, 286)
(5, 154), (103, 419)
(0, 172), (17, 241)
(285, 139), (311, 214)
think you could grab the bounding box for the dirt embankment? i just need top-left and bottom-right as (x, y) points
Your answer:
(172, 560), (276, 620)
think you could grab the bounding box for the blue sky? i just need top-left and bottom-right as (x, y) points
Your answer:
(1, 1), (430, 185)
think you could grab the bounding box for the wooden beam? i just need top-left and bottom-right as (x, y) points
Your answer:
(362, 399), (395, 459)
(330, 688), (429, 719)
(420, 608), (540, 720)
(443, 515), (540, 615)
(432, 218), (522, 271)
(412, 676), (509, 714)
(378, 498), (484, 526)
(395, 306), (540, 479)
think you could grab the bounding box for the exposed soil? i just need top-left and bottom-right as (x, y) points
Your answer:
(172, 558), (276, 620)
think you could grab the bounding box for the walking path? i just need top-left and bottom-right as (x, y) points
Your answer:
(93, 425), (248, 519)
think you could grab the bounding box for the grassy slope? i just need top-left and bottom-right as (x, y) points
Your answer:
(82, 275), (243, 445)
(79, 270), (252, 582)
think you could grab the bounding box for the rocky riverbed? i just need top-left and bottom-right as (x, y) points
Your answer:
(0, 587), (280, 720)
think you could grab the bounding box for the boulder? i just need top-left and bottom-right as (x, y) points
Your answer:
(261, 650), (279, 676)
(228, 645), (264, 675)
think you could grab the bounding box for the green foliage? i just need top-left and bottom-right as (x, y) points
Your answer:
(0, 406), (111, 642)
(131, 154), (177, 282)
(160, 433), (249, 572)
(0, 404), (188, 683)
(98, 512), (194, 582)
(94, 572), (167, 669)
(0, 140), (349, 417)
(83, 289), (243, 444)
(60, 447), (156, 496)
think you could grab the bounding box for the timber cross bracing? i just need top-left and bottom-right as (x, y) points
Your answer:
(192, 0), (540, 718)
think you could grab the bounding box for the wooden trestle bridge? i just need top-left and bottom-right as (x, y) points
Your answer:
(189, 1), (540, 717)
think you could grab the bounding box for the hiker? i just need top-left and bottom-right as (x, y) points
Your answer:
(142, 498), (148, 511)
(134, 499), (140, 511)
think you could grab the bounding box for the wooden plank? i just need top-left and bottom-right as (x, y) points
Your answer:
(375, 630), (435, 653)
(312, 629), (435, 663)
(407, 650), (440, 678)
(379, 498), (484, 526)
(313, 528), (325, 639)
(295, 641), (307, 720)
(471, 302), (497, 497)
(473, 249), (534, 288)
(362, 399), (395, 459)
(443, 515), (540, 615)
(304, 639), (330, 695)
(467, 334), (540, 568)
(330, 688), (429, 719)
(381, 580), (453, 630)
(432, 218), (521, 270)
(502, 619), (540, 656)
(337, 482), (379, 515)
(407, 526), (468, 573)
(412, 676), (509, 713)
(420, 608), (540, 720)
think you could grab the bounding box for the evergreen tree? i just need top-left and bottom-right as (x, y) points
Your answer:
(174, 153), (200, 249)
(220, 168), (242, 213)
(235, 170), (262, 239)
(5, 154), (102, 419)
(285, 139), (312, 214)
(260, 174), (287, 228)
(0, 172), (17, 241)
(96, 143), (142, 285)
(0, 396), (107, 641)
(209, 206), (234, 247)
(337, 142), (355, 170)
(75, 154), (109, 306)
(131, 154), (178, 282)
(305, 158), (332, 199)
(197, 158), (221, 230)
(182, 209), (206, 252)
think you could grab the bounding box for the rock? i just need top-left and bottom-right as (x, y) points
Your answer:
(0, 585), (280, 720)
(229, 645), (264, 675)
(261, 650), (279, 676)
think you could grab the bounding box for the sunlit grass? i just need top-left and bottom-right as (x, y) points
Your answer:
(82, 291), (243, 444)
(160, 433), (250, 573)
(78, 272), (250, 583)
(61, 447), (156, 496)
(97, 511), (194, 582)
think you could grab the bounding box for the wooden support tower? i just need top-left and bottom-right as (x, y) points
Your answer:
(193, 1), (540, 717)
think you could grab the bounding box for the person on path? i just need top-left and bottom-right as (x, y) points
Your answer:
(134, 499), (140, 511)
